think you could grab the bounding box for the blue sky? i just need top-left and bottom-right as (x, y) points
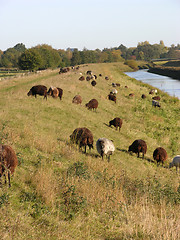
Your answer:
(1, 0), (180, 51)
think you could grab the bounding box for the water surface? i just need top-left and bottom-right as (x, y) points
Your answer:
(125, 69), (180, 99)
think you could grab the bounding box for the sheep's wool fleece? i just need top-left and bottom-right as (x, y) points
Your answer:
(96, 138), (115, 154)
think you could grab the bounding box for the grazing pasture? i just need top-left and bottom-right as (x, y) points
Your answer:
(0, 62), (179, 239)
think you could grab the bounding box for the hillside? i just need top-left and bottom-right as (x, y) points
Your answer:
(0, 62), (179, 240)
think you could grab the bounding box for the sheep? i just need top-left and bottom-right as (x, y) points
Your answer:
(70, 127), (93, 153)
(110, 89), (118, 95)
(152, 96), (161, 101)
(141, 94), (146, 99)
(47, 86), (59, 98)
(72, 95), (82, 104)
(0, 144), (18, 187)
(96, 138), (115, 161)
(149, 89), (157, 95)
(105, 76), (109, 80)
(128, 139), (147, 158)
(91, 80), (97, 86)
(27, 85), (47, 100)
(85, 99), (98, 111)
(47, 87), (63, 100)
(87, 70), (92, 75)
(152, 100), (161, 108)
(107, 94), (116, 103)
(153, 147), (167, 166)
(79, 76), (85, 81)
(112, 83), (117, 87)
(86, 76), (91, 81)
(129, 93), (135, 97)
(109, 117), (123, 131)
(169, 155), (180, 173)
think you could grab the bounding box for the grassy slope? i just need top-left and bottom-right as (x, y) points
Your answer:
(0, 63), (179, 240)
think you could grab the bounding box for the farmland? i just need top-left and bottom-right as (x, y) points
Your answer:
(0, 62), (179, 239)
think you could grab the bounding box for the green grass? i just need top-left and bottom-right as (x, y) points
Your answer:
(0, 62), (179, 239)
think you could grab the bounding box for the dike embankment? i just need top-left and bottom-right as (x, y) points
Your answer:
(148, 66), (180, 80)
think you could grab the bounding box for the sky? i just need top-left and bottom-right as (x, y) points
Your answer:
(0, 0), (180, 51)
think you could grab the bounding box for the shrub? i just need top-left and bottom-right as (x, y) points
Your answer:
(124, 60), (139, 70)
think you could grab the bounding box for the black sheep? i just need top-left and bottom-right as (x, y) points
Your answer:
(109, 117), (123, 131)
(128, 139), (147, 158)
(27, 85), (47, 100)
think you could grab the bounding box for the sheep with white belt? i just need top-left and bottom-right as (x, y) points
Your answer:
(96, 138), (115, 161)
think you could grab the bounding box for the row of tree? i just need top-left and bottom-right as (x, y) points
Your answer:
(0, 41), (180, 71)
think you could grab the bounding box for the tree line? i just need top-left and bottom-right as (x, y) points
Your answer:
(0, 41), (180, 71)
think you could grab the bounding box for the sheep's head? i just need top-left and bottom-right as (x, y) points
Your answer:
(128, 145), (133, 152)
(169, 162), (174, 168)
(109, 120), (113, 127)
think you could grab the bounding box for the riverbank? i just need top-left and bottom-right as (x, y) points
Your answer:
(148, 66), (180, 80)
(0, 62), (179, 239)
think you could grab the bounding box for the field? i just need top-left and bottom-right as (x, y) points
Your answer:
(0, 62), (180, 240)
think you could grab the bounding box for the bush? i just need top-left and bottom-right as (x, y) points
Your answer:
(124, 60), (138, 70)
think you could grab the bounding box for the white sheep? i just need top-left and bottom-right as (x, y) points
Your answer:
(110, 89), (118, 95)
(96, 138), (115, 161)
(169, 155), (180, 173)
(112, 83), (117, 87)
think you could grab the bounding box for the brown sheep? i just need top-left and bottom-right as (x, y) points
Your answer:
(129, 93), (135, 97)
(0, 145), (18, 187)
(70, 127), (93, 153)
(141, 94), (146, 99)
(108, 94), (116, 103)
(87, 70), (92, 75)
(47, 87), (63, 100)
(128, 139), (147, 158)
(86, 76), (91, 81)
(85, 99), (98, 111)
(59, 67), (70, 74)
(152, 96), (161, 101)
(153, 147), (167, 166)
(109, 117), (123, 131)
(105, 76), (109, 80)
(91, 80), (97, 86)
(27, 85), (47, 100)
(72, 95), (82, 104)
(79, 76), (85, 81)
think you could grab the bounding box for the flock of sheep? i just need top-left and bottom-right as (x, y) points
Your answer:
(0, 66), (179, 188)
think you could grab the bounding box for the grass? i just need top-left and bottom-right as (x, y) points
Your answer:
(0, 62), (180, 239)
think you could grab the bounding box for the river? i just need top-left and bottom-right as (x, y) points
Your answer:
(125, 69), (180, 99)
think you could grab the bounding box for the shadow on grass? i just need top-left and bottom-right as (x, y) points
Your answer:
(117, 147), (155, 164)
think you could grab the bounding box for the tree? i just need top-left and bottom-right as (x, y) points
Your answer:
(13, 43), (26, 52)
(18, 48), (42, 71)
(34, 44), (62, 69)
(71, 49), (82, 66)
(1, 48), (20, 68)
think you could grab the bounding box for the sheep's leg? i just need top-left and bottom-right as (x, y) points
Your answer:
(84, 145), (86, 153)
(4, 173), (7, 184)
(137, 152), (139, 158)
(8, 171), (11, 188)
